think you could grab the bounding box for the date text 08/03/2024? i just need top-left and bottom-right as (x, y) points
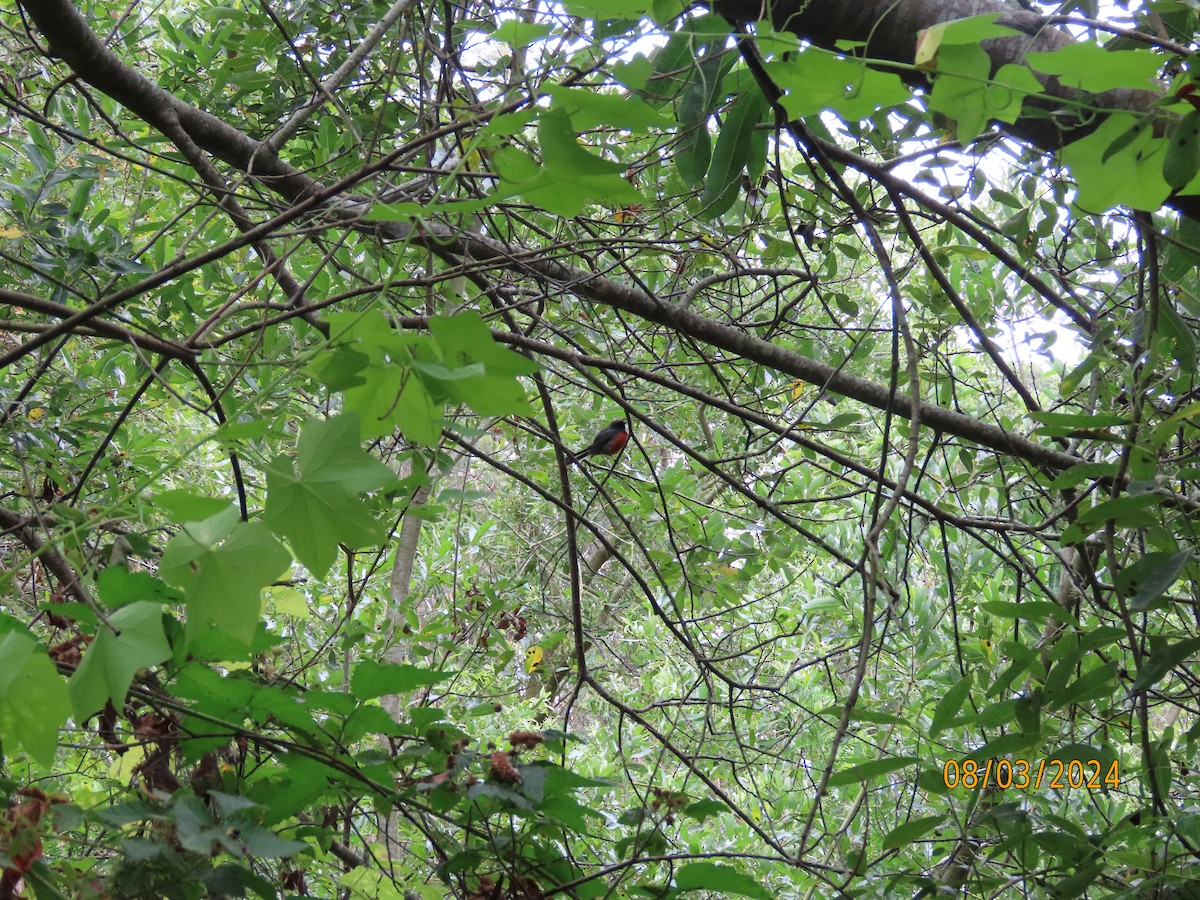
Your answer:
(943, 758), (1120, 791)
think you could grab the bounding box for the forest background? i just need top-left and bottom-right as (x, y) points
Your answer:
(2, 0), (1200, 897)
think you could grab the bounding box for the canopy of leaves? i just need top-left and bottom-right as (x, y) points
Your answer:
(2, 0), (1200, 898)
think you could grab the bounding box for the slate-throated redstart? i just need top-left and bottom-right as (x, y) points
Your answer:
(572, 419), (629, 464)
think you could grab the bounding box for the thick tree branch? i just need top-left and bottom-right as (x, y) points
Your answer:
(710, 0), (1200, 222)
(15, 0), (1086, 476)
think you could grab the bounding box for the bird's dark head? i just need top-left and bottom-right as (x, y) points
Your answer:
(611, 419), (627, 431)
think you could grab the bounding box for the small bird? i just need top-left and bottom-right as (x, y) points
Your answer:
(571, 419), (629, 464)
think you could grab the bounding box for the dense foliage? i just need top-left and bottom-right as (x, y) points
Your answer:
(2, 0), (1200, 896)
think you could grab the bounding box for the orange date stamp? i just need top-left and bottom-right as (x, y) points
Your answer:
(942, 758), (1120, 790)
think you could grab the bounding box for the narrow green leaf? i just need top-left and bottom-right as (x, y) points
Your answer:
(882, 814), (945, 851)
(929, 672), (972, 737)
(828, 756), (919, 787)
(674, 862), (771, 899)
(699, 90), (766, 219)
(1131, 636), (1200, 692)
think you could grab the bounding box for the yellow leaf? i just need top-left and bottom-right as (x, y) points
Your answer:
(0, 226), (23, 239)
(265, 585), (309, 619)
(27, 407), (45, 422)
(525, 645), (544, 673)
(109, 745), (146, 780)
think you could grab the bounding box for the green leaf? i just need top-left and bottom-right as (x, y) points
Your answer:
(562, 0), (651, 18)
(1130, 636), (1200, 692)
(1026, 44), (1163, 92)
(700, 90), (767, 219)
(0, 632), (70, 767)
(1048, 461), (1119, 489)
(320, 309), (445, 443)
(980, 600), (1073, 622)
(493, 107), (642, 216)
(545, 85), (673, 131)
(350, 660), (452, 699)
(1159, 300), (1198, 373)
(925, 43), (990, 141)
(489, 19), (552, 49)
(427, 312), (539, 416)
(674, 862), (771, 899)
(882, 814), (946, 851)
(967, 731), (1040, 760)
(1125, 549), (1193, 611)
(69, 602), (172, 719)
(914, 13), (1020, 65)
(264, 414), (395, 577)
(1061, 112), (1171, 213)
(234, 825), (308, 859)
(1074, 493), (1164, 528)
(929, 673), (973, 737)
(1164, 109), (1200, 189)
(96, 567), (182, 608)
(766, 50), (910, 121)
(674, 53), (724, 186)
(681, 798), (728, 822)
(159, 507), (291, 654)
(153, 489), (237, 522)
(828, 756), (919, 787)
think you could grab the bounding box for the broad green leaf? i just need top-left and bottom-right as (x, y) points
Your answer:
(96, 567), (182, 608)
(562, 0), (651, 18)
(1061, 112), (1171, 213)
(682, 799), (729, 822)
(153, 490), (237, 522)
(264, 414), (395, 577)
(766, 51), (910, 121)
(1123, 549), (1194, 610)
(493, 107), (642, 216)
(427, 312), (539, 415)
(676, 48), (733, 185)
(545, 85), (673, 131)
(316, 308), (445, 442)
(966, 731), (1040, 759)
(1164, 109), (1200, 189)
(489, 19), (552, 49)
(350, 660), (452, 699)
(1158, 300), (1199, 373)
(914, 13), (1020, 68)
(1050, 661), (1117, 708)
(646, 31), (698, 100)
(1026, 44), (1164, 92)
(0, 632), (70, 767)
(674, 862), (771, 899)
(925, 43), (1040, 142)
(160, 508), (291, 653)
(1048, 461), (1119, 489)
(69, 602), (172, 719)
